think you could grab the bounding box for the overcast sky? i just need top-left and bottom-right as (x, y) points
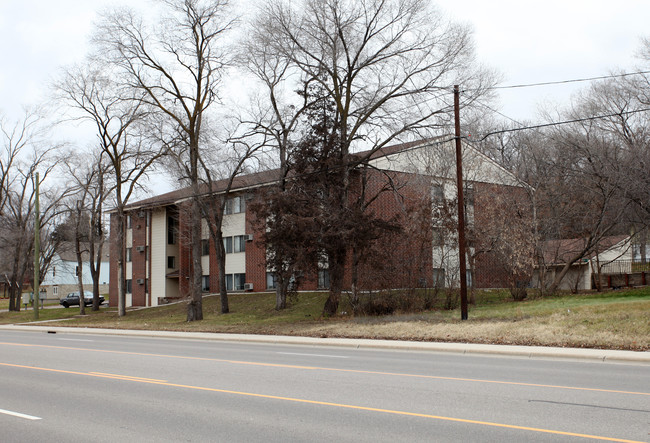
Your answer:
(1, 0), (648, 131)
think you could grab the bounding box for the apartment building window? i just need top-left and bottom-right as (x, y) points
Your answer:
(167, 256), (176, 269)
(225, 273), (246, 291)
(464, 184), (475, 207)
(234, 273), (246, 291)
(226, 274), (232, 291)
(466, 269), (473, 288)
(432, 226), (444, 246)
(167, 216), (177, 245)
(222, 236), (247, 254)
(125, 279), (132, 294)
(223, 236), (233, 253)
(225, 196), (245, 215)
(201, 276), (210, 292)
(464, 184), (475, 227)
(53, 286), (58, 296)
(266, 272), (277, 289)
(201, 239), (210, 256)
(234, 235), (246, 253)
(126, 247), (132, 262)
(318, 269), (330, 289)
(432, 268), (445, 287)
(432, 183), (444, 204)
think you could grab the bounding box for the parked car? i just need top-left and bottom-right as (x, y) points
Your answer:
(59, 291), (105, 308)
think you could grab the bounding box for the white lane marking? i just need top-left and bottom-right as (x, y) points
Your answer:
(277, 352), (348, 359)
(58, 338), (93, 342)
(0, 408), (42, 420)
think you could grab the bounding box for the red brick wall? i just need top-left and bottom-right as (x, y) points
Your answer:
(177, 203), (192, 298)
(472, 182), (533, 289)
(240, 169), (435, 293)
(352, 169), (434, 290)
(130, 210), (148, 306)
(245, 199), (267, 292)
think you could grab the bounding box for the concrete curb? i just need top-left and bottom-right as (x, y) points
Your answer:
(1, 324), (648, 364)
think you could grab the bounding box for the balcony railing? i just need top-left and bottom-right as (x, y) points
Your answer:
(599, 259), (650, 275)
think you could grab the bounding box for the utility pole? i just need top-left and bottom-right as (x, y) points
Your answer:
(33, 172), (40, 320)
(453, 85), (469, 320)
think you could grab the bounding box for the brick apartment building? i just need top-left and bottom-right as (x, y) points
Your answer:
(109, 139), (525, 308)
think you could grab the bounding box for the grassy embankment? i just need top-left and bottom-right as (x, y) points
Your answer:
(0, 288), (648, 350)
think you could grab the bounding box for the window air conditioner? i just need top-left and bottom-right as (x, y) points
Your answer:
(136, 278), (145, 285)
(243, 283), (253, 291)
(245, 234), (253, 242)
(136, 246), (145, 252)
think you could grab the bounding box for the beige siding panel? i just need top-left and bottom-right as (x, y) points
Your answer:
(223, 212), (247, 274)
(225, 253), (246, 274)
(201, 256), (210, 274)
(150, 209), (168, 307)
(222, 213), (246, 236)
(202, 218), (209, 238)
(369, 141), (520, 187)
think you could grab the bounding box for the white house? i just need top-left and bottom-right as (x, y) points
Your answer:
(41, 244), (110, 300)
(532, 235), (634, 292)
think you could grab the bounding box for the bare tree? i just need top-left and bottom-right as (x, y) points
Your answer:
(56, 64), (162, 317)
(95, 0), (233, 321)
(62, 151), (112, 312)
(0, 147), (65, 311)
(196, 131), (265, 313)
(252, 0), (494, 315)
(0, 111), (67, 311)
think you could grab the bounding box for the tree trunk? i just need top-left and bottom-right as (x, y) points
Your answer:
(187, 198), (204, 322)
(275, 283), (287, 310)
(215, 229), (229, 314)
(350, 247), (360, 313)
(92, 277), (101, 310)
(76, 258), (85, 316)
(8, 284), (18, 312)
(90, 242), (103, 311)
(90, 223), (105, 311)
(323, 247), (346, 317)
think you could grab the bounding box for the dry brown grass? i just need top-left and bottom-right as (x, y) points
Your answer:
(3, 289), (649, 351)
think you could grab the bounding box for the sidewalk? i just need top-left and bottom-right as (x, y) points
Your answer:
(1, 323), (648, 364)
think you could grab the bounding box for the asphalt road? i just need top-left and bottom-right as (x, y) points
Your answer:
(0, 329), (648, 442)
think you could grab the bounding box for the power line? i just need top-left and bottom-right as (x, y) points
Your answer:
(464, 70), (650, 92)
(477, 107), (650, 141)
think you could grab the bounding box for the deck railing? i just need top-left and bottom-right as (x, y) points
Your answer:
(599, 259), (650, 275)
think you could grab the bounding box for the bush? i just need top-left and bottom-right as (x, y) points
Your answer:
(359, 296), (396, 316)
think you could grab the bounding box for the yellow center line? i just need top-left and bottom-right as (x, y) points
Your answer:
(0, 362), (642, 443)
(88, 372), (168, 382)
(0, 341), (647, 396)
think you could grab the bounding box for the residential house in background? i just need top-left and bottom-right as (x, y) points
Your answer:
(40, 243), (110, 300)
(532, 235), (637, 292)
